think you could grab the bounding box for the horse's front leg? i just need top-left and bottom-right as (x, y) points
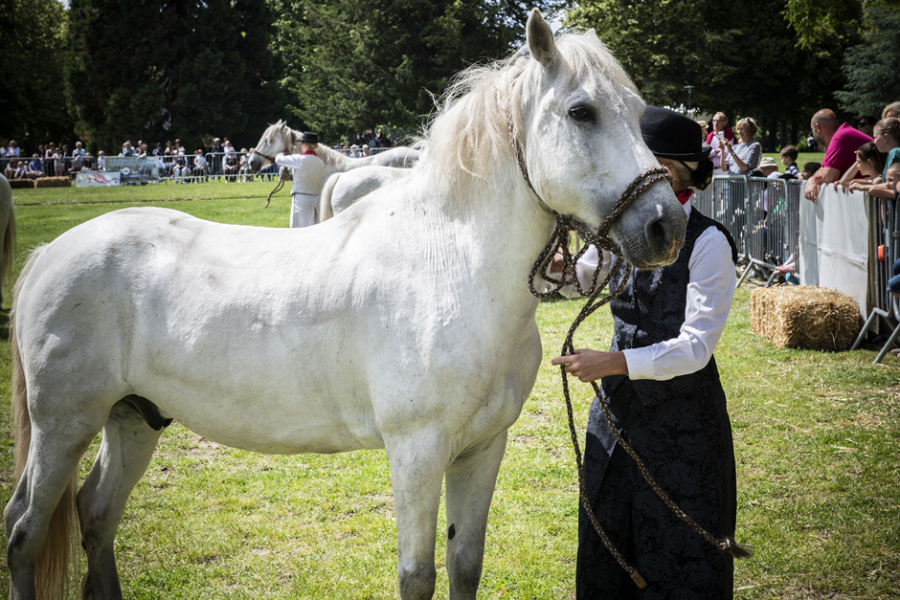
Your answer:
(444, 430), (508, 600)
(385, 430), (450, 600)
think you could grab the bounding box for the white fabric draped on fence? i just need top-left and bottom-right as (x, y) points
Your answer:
(799, 183), (870, 317)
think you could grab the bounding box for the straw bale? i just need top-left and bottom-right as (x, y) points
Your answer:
(34, 177), (71, 188)
(8, 179), (33, 189)
(749, 286), (860, 351)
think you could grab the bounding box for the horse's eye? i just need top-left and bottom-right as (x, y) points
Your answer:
(568, 106), (593, 122)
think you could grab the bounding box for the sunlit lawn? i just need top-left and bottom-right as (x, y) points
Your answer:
(0, 181), (897, 599)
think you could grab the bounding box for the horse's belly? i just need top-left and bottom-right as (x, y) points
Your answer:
(149, 381), (384, 455)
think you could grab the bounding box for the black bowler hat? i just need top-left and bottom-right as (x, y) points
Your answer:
(300, 131), (319, 144)
(641, 106), (711, 162)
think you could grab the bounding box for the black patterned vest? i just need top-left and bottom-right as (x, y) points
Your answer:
(600, 206), (737, 419)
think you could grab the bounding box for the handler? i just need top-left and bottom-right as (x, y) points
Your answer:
(551, 106), (739, 599)
(275, 131), (326, 228)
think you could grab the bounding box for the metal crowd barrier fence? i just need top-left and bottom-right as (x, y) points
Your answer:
(697, 175), (900, 358)
(692, 175), (806, 289)
(851, 193), (900, 362)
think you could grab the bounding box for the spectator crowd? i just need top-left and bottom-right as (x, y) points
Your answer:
(1, 127), (402, 184)
(695, 100), (900, 203)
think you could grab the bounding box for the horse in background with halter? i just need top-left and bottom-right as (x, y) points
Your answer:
(248, 122), (421, 176)
(4, 11), (686, 600)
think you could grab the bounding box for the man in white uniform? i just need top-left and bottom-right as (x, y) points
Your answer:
(275, 131), (326, 228)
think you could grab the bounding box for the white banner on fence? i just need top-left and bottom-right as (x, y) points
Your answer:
(104, 157), (159, 183)
(799, 183), (869, 316)
(75, 171), (121, 187)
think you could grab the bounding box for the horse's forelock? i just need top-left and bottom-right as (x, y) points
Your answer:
(423, 31), (628, 188)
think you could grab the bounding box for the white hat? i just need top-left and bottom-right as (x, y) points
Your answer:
(214, 137), (221, 142)
(350, 144), (359, 150)
(757, 157), (778, 170)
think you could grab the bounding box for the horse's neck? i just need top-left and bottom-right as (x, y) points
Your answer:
(312, 145), (352, 173)
(418, 167), (557, 306)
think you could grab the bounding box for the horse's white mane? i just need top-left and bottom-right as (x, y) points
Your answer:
(419, 31), (637, 193)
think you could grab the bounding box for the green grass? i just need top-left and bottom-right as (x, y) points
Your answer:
(1, 182), (899, 599)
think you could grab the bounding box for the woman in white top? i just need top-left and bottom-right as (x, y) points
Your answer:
(275, 132), (326, 228)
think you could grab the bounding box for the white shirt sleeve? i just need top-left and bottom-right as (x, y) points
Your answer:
(622, 225), (736, 380)
(275, 152), (306, 170)
(555, 246), (613, 299)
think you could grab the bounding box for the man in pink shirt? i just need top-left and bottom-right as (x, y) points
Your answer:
(805, 108), (873, 201)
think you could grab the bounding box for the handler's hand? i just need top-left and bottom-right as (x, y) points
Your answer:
(551, 350), (628, 383)
(549, 249), (567, 274)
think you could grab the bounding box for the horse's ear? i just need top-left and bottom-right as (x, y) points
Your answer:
(583, 29), (600, 44)
(526, 9), (559, 71)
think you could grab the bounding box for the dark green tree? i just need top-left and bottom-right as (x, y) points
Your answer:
(66, 0), (287, 153)
(0, 0), (73, 150)
(273, 0), (562, 142)
(834, 4), (900, 118)
(564, 0), (742, 112)
(565, 0), (851, 150)
(783, 0), (864, 49)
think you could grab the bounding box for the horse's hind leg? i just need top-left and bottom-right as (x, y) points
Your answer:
(444, 431), (508, 600)
(78, 400), (164, 600)
(5, 408), (108, 600)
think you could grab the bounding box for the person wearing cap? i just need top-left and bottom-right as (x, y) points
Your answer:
(756, 156), (780, 178)
(275, 132), (326, 228)
(349, 144), (361, 158)
(551, 106), (739, 599)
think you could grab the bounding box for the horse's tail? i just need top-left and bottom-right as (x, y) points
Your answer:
(319, 172), (340, 222)
(11, 245), (79, 600)
(3, 201), (16, 286)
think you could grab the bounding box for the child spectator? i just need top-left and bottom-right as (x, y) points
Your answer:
(53, 150), (63, 176)
(873, 117), (900, 181)
(799, 162), (821, 180)
(835, 142), (885, 190)
(849, 162), (900, 198)
(13, 161), (28, 180)
(779, 145), (800, 178)
(756, 156), (780, 178)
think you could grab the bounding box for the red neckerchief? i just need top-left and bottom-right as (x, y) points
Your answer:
(676, 189), (694, 205)
(302, 150), (317, 156)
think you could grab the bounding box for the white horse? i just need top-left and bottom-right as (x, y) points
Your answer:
(319, 165), (411, 221)
(248, 123), (420, 176)
(0, 173), (15, 309)
(4, 11), (687, 600)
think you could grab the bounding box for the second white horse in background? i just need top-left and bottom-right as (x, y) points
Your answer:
(319, 165), (411, 221)
(248, 124), (420, 176)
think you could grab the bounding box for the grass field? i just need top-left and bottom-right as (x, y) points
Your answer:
(1, 181), (898, 599)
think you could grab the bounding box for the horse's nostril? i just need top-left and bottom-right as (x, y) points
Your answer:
(646, 217), (669, 252)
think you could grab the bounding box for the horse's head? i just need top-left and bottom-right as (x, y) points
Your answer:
(516, 10), (686, 270)
(249, 121), (295, 172)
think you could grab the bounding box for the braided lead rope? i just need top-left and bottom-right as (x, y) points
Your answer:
(263, 175), (286, 209)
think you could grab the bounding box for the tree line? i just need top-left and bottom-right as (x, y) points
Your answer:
(1, 0), (897, 154)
